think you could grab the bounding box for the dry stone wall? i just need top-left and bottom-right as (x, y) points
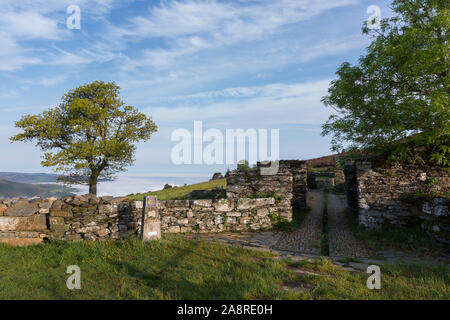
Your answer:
(344, 161), (450, 243)
(334, 168), (345, 192)
(226, 160), (307, 221)
(0, 195), (144, 245)
(421, 198), (449, 244)
(0, 194), (285, 245)
(157, 197), (281, 233)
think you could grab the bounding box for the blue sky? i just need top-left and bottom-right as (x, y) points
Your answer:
(0, 0), (393, 179)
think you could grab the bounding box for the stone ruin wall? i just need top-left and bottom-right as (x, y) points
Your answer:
(157, 197), (283, 234)
(225, 160), (308, 221)
(0, 195), (143, 245)
(0, 194), (283, 245)
(334, 168), (345, 192)
(344, 161), (450, 243)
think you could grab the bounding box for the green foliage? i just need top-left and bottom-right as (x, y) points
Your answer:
(237, 160), (250, 171)
(10, 81), (157, 194)
(268, 213), (289, 229)
(322, 0), (449, 166)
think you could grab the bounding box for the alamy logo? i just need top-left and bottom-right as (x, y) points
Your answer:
(171, 121), (280, 175)
(67, 5), (81, 30)
(66, 265), (81, 290)
(366, 5), (381, 30)
(366, 265), (381, 290)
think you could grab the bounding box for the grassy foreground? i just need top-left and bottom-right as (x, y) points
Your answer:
(128, 178), (226, 201)
(0, 238), (448, 300)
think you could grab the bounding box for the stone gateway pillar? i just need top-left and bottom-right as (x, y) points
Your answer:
(141, 196), (161, 241)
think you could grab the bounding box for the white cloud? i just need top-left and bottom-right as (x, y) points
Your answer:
(0, 0), (125, 71)
(115, 0), (360, 71)
(1, 11), (62, 40)
(144, 79), (334, 127)
(299, 36), (367, 62)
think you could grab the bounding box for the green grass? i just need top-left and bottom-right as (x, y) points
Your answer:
(127, 178), (227, 201)
(284, 257), (449, 300)
(343, 208), (448, 253)
(0, 239), (448, 300)
(0, 238), (296, 300)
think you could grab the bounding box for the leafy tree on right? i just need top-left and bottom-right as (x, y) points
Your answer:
(321, 0), (449, 166)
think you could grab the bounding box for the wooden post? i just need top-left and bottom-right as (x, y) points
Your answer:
(141, 196), (160, 241)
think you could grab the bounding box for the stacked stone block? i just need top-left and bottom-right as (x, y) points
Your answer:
(343, 161), (450, 243)
(226, 160), (307, 220)
(158, 197), (280, 233)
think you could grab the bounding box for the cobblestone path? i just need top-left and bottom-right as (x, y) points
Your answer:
(327, 192), (371, 258)
(175, 190), (448, 268)
(273, 190), (324, 254)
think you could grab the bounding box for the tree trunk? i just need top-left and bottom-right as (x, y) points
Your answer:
(89, 174), (98, 196)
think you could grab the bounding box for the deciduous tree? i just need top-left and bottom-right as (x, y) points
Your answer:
(11, 81), (158, 195)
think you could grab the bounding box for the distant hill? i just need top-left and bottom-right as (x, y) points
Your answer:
(128, 179), (226, 201)
(305, 155), (338, 168)
(0, 172), (60, 184)
(0, 177), (77, 199)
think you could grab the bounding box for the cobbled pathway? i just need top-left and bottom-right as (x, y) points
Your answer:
(327, 192), (371, 258)
(177, 190), (449, 268)
(273, 190), (324, 254)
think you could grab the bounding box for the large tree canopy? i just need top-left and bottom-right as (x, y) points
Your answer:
(11, 81), (158, 195)
(322, 0), (449, 166)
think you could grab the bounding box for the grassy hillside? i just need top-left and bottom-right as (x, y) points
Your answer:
(0, 177), (77, 199)
(0, 172), (60, 183)
(128, 178), (226, 201)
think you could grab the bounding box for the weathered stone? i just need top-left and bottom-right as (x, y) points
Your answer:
(236, 198), (253, 210)
(38, 199), (55, 210)
(214, 199), (233, 212)
(98, 204), (118, 215)
(240, 217), (251, 224)
(110, 197), (128, 204)
(49, 217), (68, 232)
(132, 201), (143, 210)
(4, 200), (39, 217)
(108, 225), (119, 233)
(167, 225), (180, 233)
(95, 228), (110, 237)
(166, 200), (189, 208)
(253, 198), (275, 207)
(50, 206), (73, 217)
(142, 221), (161, 240)
(0, 204), (6, 216)
(226, 211), (241, 217)
(191, 200), (212, 208)
(0, 216), (47, 232)
(257, 208), (269, 217)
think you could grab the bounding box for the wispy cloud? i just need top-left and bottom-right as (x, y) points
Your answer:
(144, 79), (334, 126)
(114, 0), (360, 71)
